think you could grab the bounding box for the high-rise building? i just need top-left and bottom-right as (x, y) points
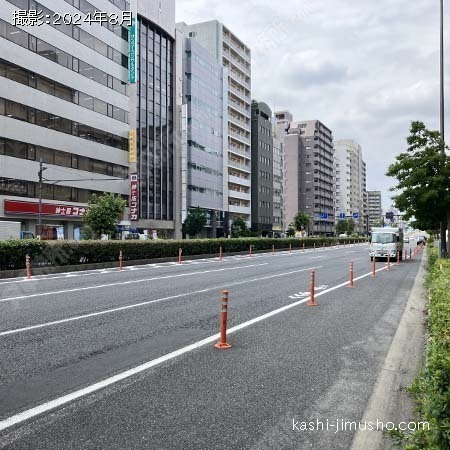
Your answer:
(272, 134), (285, 234)
(367, 190), (383, 226)
(0, 0), (182, 239)
(178, 32), (228, 237)
(275, 113), (335, 236)
(177, 20), (252, 229)
(0, 0), (131, 239)
(131, 0), (181, 238)
(250, 100), (272, 234)
(334, 139), (367, 233)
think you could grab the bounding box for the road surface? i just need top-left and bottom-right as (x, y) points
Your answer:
(0, 243), (422, 449)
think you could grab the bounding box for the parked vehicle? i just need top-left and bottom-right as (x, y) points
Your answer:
(369, 227), (404, 261)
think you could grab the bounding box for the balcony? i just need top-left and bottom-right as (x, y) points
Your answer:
(229, 114), (249, 130)
(223, 35), (250, 63)
(228, 158), (251, 173)
(229, 174), (251, 187)
(229, 84), (250, 102)
(223, 50), (251, 77)
(229, 98), (251, 117)
(229, 204), (251, 215)
(228, 189), (251, 201)
(229, 143), (250, 159)
(229, 129), (250, 145)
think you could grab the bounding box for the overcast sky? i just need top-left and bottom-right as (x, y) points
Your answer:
(176, 0), (446, 210)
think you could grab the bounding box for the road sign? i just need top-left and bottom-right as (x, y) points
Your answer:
(353, 213), (359, 219)
(321, 212), (329, 220)
(339, 213), (346, 219)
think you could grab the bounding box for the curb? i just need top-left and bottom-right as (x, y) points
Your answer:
(350, 253), (427, 450)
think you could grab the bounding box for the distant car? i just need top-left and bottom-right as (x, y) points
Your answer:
(403, 237), (410, 243)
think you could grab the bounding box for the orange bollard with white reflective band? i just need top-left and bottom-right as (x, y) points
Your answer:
(396, 250), (400, 266)
(26, 254), (31, 280)
(303, 243), (305, 253)
(387, 253), (391, 270)
(219, 246), (223, 261)
(272, 244), (275, 256)
(371, 257), (376, 277)
(290, 243), (292, 254)
(410, 248), (412, 260)
(214, 290), (232, 349)
(307, 270), (317, 306)
(119, 250), (123, 271)
(348, 262), (355, 288)
(314, 242), (316, 251)
(178, 248), (182, 264)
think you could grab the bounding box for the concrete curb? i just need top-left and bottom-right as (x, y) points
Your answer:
(350, 253), (428, 450)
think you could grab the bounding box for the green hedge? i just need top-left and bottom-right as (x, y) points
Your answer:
(0, 237), (367, 271)
(393, 249), (450, 449)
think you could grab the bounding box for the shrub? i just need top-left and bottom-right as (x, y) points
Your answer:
(0, 237), (367, 271)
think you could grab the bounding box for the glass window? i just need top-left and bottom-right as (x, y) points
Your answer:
(94, 99), (107, 115)
(5, 140), (27, 158)
(37, 76), (55, 95)
(54, 150), (71, 167)
(36, 147), (54, 164)
(79, 92), (94, 110)
(7, 23), (28, 48)
(54, 185), (71, 201)
(7, 65), (28, 85)
(54, 82), (73, 102)
(5, 100), (27, 121)
(37, 39), (57, 62)
(54, 116), (72, 134)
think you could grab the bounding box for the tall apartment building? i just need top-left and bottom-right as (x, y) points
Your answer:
(178, 33), (228, 237)
(251, 100), (273, 234)
(367, 190), (383, 226)
(177, 20), (252, 228)
(272, 134), (284, 234)
(0, 0), (130, 239)
(334, 139), (367, 234)
(275, 113), (335, 235)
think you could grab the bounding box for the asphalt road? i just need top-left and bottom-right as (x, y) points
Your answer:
(0, 243), (423, 449)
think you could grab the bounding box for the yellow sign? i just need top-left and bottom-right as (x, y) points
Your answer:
(129, 129), (136, 163)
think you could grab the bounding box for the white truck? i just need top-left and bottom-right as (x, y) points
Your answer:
(369, 227), (404, 261)
(0, 221), (34, 240)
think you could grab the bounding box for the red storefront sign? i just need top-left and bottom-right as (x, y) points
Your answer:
(129, 173), (139, 221)
(4, 200), (86, 217)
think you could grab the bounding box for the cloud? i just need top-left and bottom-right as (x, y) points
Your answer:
(176, 0), (446, 209)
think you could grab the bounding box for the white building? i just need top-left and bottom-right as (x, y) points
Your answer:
(177, 20), (251, 229)
(334, 139), (367, 233)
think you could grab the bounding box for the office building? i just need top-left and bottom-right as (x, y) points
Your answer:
(178, 32), (228, 237)
(367, 190), (383, 226)
(0, 0), (181, 239)
(0, 0), (130, 239)
(250, 100), (272, 234)
(272, 134), (285, 234)
(177, 20), (252, 229)
(275, 113), (335, 235)
(334, 139), (367, 234)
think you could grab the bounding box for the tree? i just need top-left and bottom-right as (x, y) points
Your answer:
(83, 192), (126, 239)
(347, 218), (355, 234)
(386, 121), (450, 255)
(286, 227), (295, 237)
(231, 218), (248, 238)
(336, 220), (348, 235)
(293, 212), (311, 232)
(183, 207), (207, 238)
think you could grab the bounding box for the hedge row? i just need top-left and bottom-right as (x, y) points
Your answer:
(393, 249), (450, 449)
(0, 237), (367, 271)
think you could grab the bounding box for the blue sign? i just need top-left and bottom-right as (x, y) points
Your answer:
(353, 213), (359, 219)
(339, 212), (346, 219)
(321, 212), (329, 220)
(129, 18), (137, 83)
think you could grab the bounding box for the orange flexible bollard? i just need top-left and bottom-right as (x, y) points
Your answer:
(272, 244), (275, 256)
(214, 290), (232, 349)
(396, 250), (400, 266)
(219, 246), (223, 261)
(303, 243), (305, 253)
(348, 261), (355, 288)
(26, 254), (31, 280)
(371, 257), (376, 277)
(290, 243), (292, 254)
(119, 250), (123, 271)
(178, 247), (182, 264)
(387, 253), (391, 270)
(307, 270), (317, 306)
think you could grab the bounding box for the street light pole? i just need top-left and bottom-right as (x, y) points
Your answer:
(440, 0), (445, 151)
(37, 159), (45, 240)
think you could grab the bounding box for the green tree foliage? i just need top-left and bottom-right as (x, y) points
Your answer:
(347, 218), (355, 234)
(83, 192), (126, 239)
(286, 226), (295, 237)
(183, 207), (207, 238)
(231, 217), (248, 238)
(336, 220), (348, 235)
(387, 121), (450, 255)
(293, 212), (311, 232)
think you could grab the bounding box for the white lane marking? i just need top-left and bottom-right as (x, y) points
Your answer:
(0, 262), (382, 433)
(0, 243), (369, 285)
(0, 266), (321, 337)
(0, 264), (268, 303)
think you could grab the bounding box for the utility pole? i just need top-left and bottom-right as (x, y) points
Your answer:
(37, 159), (45, 240)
